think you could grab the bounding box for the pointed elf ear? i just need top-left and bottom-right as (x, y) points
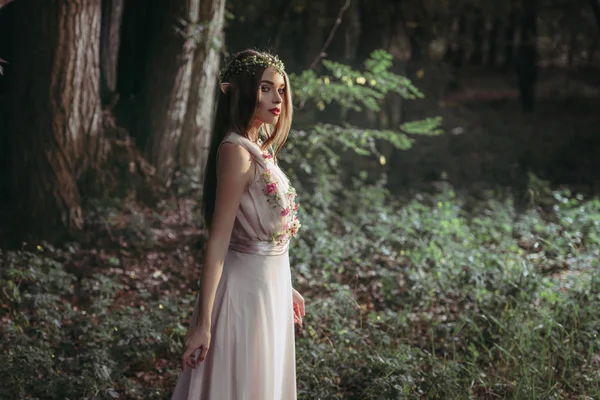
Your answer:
(220, 82), (230, 94)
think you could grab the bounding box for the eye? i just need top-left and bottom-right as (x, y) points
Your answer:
(278, 88), (286, 95)
(261, 85), (270, 92)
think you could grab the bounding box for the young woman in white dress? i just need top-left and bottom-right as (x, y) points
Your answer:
(171, 50), (306, 400)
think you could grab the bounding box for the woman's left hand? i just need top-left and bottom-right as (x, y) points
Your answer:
(292, 288), (305, 327)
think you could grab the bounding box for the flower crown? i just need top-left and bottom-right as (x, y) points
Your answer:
(218, 54), (285, 83)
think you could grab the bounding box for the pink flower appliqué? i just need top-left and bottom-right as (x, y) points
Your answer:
(265, 182), (277, 195)
(260, 166), (301, 245)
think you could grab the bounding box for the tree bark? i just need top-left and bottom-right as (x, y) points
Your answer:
(139, 0), (197, 184)
(8, 0), (103, 243)
(100, 0), (124, 105)
(140, 0), (225, 184)
(179, 0), (226, 182)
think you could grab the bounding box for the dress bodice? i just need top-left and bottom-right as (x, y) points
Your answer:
(219, 132), (300, 254)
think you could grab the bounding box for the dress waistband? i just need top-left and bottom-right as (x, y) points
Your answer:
(229, 239), (289, 256)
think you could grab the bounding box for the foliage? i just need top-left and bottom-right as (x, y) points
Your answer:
(291, 50), (425, 112)
(0, 247), (186, 399)
(286, 50), (442, 168)
(278, 50), (443, 211)
(2, 181), (600, 398)
(290, 176), (600, 399)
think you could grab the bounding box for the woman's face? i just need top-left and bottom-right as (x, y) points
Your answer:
(254, 66), (286, 127)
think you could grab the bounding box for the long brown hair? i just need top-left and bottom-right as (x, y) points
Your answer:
(202, 49), (293, 229)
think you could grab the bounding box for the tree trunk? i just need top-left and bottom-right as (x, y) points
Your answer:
(488, 17), (500, 67)
(503, 3), (517, 71)
(179, 0), (226, 183)
(470, 8), (484, 65)
(356, 0), (391, 63)
(589, 0), (600, 34)
(0, 1), (14, 215)
(271, 1), (293, 54)
(114, 0), (155, 138)
(304, 1), (327, 68)
(343, 0), (361, 63)
(100, 0), (124, 105)
(587, 38), (598, 68)
(515, 0), (538, 113)
(8, 0), (103, 243)
(445, 14), (466, 92)
(567, 30), (577, 68)
(140, 0), (225, 184)
(139, 0), (198, 184)
(400, 1), (426, 62)
(0, 0), (13, 9)
(453, 15), (466, 68)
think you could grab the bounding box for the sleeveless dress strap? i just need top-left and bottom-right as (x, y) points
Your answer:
(219, 132), (268, 168)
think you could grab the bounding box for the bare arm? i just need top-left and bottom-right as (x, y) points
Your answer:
(196, 142), (254, 330)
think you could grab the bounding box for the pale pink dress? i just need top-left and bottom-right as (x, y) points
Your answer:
(171, 132), (300, 400)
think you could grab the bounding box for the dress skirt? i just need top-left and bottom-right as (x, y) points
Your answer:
(171, 246), (297, 400)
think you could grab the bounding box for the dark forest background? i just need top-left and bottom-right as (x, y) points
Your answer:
(1, 0), (600, 398)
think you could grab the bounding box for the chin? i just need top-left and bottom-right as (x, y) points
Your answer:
(260, 116), (279, 126)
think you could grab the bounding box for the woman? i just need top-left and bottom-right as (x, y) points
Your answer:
(171, 49), (305, 400)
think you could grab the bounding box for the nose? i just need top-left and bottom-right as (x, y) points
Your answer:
(273, 91), (283, 104)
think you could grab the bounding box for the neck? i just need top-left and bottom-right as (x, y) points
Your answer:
(248, 125), (262, 144)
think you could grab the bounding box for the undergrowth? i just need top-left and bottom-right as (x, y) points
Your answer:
(1, 178), (599, 399)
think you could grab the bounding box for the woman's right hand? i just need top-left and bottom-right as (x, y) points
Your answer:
(181, 326), (211, 371)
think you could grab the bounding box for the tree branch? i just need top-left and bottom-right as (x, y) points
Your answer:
(308, 0), (352, 70)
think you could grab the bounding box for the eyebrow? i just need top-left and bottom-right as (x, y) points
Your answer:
(261, 79), (286, 88)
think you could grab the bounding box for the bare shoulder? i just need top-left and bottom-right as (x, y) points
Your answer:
(217, 142), (254, 182)
(219, 141), (251, 161)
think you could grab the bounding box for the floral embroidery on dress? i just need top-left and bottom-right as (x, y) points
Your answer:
(259, 153), (301, 244)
